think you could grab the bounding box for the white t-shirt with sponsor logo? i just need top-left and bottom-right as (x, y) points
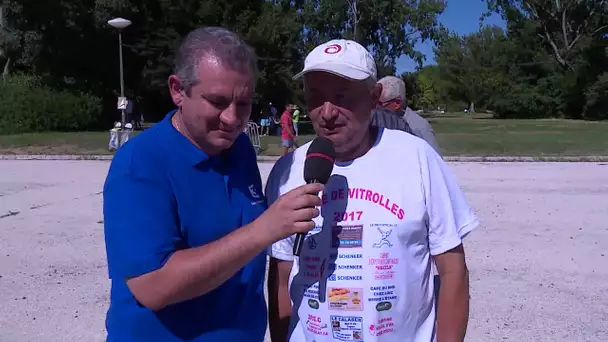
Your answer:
(266, 128), (479, 342)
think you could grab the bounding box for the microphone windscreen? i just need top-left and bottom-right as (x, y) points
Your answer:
(304, 137), (336, 184)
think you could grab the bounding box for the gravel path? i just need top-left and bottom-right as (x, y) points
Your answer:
(1, 161), (606, 341)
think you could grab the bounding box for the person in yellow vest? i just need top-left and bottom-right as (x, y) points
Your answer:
(292, 105), (300, 136)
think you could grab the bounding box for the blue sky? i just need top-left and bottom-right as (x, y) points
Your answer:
(395, 0), (505, 73)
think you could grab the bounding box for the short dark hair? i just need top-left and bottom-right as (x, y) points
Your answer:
(173, 27), (258, 93)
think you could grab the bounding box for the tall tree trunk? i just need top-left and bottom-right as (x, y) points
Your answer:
(469, 101), (475, 113)
(2, 57), (10, 78)
(347, 0), (360, 42)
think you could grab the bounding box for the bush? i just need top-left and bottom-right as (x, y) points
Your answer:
(0, 74), (102, 134)
(583, 72), (608, 120)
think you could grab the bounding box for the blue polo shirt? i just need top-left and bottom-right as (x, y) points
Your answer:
(103, 111), (268, 341)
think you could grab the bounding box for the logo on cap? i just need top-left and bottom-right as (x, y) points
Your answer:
(323, 44), (342, 54)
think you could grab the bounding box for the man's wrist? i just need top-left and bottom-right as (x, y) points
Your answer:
(247, 214), (281, 246)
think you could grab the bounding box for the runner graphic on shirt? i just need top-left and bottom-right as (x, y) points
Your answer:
(372, 227), (393, 248)
(308, 235), (317, 250)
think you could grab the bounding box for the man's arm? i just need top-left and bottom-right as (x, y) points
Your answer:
(268, 257), (294, 342)
(286, 120), (296, 140)
(416, 123), (441, 155)
(282, 117), (297, 142)
(104, 171), (275, 311)
(419, 141), (479, 342)
(105, 171), (322, 312)
(434, 244), (469, 342)
(404, 108), (441, 155)
(127, 220), (275, 311)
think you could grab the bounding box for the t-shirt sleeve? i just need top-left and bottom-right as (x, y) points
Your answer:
(417, 123), (441, 156)
(420, 143), (479, 255)
(103, 162), (181, 279)
(264, 155), (296, 261)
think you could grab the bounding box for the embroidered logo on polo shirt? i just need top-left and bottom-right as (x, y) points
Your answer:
(248, 184), (260, 199)
(248, 184), (264, 205)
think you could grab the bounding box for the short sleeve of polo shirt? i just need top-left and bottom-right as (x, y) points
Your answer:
(420, 143), (480, 255)
(103, 149), (180, 280)
(265, 155), (296, 262)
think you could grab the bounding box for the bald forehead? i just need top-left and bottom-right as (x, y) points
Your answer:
(378, 76), (405, 102)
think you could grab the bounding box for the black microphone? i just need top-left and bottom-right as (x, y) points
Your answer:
(293, 137), (336, 256)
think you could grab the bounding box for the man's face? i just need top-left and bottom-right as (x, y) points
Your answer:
(169, 57), (254, 155)
(378, 98), (402, 113)
(303, 72), (379, 155)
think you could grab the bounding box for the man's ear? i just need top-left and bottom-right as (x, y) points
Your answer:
(168, 75), (185, 108)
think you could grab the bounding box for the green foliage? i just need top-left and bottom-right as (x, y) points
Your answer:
(584, 72), (608, 120)
(0, 74), (101, 134)
(0, 0), (605, 123)
(479, 0), (608, 118)
(434, 25), (510, 112)
(416, 65), (443, 109)
(0, 0), (448, 123)
(408, 1), (607, 120)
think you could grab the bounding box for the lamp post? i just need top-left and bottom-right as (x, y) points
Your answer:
(107, 17), (131, 127)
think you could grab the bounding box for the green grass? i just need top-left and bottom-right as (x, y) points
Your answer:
(0, 131), (117, 155)
(1, 116), (607, 156)
(431, 117), (608, 156)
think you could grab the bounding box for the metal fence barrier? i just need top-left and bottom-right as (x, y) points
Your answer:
(244, 121), (262, 155)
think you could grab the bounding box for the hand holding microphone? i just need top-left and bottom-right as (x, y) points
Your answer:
(258, 137), (335, 254)
(294, 137), (336, 256)
(260, 182), (325, 243)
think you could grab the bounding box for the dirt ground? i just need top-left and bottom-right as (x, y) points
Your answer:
(1, 160), (606, 341)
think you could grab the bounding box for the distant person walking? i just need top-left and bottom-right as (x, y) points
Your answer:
(292, 105), (300, 136)
(259, 108), (270, 136)
(269, 102), (279, 136)
(377, 76), (441, 154)
(280, 105), (297, 155)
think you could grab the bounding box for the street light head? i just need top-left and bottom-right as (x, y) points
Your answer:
(107, 18), (132, 30)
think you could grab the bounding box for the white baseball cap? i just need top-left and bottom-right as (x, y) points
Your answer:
(293, 39), (377, 81)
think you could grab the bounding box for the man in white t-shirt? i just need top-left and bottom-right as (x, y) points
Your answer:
(266, 39), (479, 342)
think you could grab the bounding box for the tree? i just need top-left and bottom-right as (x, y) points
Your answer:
(300, 0), (447, 69)
(435, 25), (510, 112)
(401, 71), (420, 108)
(485, 0), (608, 118)
(416, 65), (441, 109)
(95, 0), (306, 119)
(485, 0), (608, 71)
(0, 3), (9, 77)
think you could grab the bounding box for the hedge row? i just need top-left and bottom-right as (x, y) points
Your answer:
(0, 74), (101, 134)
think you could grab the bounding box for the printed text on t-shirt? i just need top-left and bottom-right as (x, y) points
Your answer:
(322, 188), (404, 220)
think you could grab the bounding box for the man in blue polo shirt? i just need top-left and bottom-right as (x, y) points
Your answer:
(103, 26), (324, 342)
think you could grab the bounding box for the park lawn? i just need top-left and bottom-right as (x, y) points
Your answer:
(0, 117), (606, 156)
(0, 131), (116, 155)
(431, 117), (608, 156)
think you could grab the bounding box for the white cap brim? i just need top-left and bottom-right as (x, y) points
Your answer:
(293, 62), (372, 81)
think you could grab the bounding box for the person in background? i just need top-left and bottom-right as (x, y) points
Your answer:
(266, 39), (478, 342)
(292, 105), (301, 136)
(377, 75), (441, 154)
(125, 98), (134, 124)
(259, 107), (270, 136)
(280, 104), (298, 156)
(270, 102), (278, 118)
(270, 102), (279, 136)
(103, 26), (323, 342)
(370, 106), (413, 134)
(376, 75), (443, 304)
